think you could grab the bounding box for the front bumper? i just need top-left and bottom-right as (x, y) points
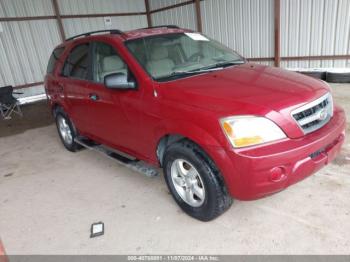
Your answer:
(207, 106), (346, 200)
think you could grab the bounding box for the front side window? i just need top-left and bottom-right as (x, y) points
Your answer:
(62, 43), (90, 80)
(126, 33), (244, 81)
(92, 42), (127, 83)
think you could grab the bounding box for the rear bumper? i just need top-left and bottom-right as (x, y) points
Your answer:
(207, 106), (346, 200)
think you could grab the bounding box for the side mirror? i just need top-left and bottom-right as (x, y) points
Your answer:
(104, 73), (136, 89)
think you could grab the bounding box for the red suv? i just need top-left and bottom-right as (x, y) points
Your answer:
(45, 26), (346, 221)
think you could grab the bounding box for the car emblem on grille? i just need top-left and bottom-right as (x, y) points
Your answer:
(318, 109), (328, 121)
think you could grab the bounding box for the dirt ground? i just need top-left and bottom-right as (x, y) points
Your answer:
(0, 101), (53, 138)
(0, 84), (349, 255)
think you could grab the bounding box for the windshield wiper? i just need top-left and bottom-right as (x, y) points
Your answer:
(170, 67), (224, 76)
(156, 67), (223, 81)
(155, 64), (235, 81)
(204, 60), (245, 70)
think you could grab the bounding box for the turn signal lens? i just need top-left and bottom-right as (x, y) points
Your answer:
(223, 121), (234, 137)
(234, 136), (263, 147)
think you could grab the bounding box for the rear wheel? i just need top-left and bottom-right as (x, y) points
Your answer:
(55, 108), (80, 152)
(163, 140), (232, 221)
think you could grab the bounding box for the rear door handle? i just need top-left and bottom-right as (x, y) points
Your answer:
(57, 84), (64, 92)
(89, 93), (99, 101)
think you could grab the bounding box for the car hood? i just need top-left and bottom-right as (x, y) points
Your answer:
(158, 63), (330, 138)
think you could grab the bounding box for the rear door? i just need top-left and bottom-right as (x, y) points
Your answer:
(45, 46), (65, 100)
(59, 42), (91, 132)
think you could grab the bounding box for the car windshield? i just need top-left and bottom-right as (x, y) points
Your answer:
(125, 33), (245, 81)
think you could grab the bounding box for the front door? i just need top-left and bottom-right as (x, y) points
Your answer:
(84, 41), (145, 157)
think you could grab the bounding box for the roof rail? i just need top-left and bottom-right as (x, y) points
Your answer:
(140, 25), (180, 30)
(66, 29), (123, 41)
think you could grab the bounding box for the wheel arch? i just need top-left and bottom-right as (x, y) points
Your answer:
(153, 119), (235, 197)
(155, 128), (222, 168)
(156, 134), (186, 167)
(52, 103), (79, 136)
(52, 103), (62, 117)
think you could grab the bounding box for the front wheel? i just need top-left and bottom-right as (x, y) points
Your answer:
(163, 140), (232, 221)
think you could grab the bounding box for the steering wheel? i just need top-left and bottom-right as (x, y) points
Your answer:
(187, 52), (203, 63)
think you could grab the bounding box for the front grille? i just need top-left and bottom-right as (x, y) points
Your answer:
(291, 93), (333, 134)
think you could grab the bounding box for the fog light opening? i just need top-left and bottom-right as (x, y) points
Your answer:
(270, 167), (286, 182)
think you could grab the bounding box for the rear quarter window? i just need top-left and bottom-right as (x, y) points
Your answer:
(47, 47), (65, 74)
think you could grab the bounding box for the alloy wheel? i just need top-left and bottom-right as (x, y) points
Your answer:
(170, 159), (206, 207)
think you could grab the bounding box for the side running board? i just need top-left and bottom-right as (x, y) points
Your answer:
(74, 137), (159, 177)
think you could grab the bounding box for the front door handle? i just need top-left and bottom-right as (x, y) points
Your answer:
(89, 93), (99, 101)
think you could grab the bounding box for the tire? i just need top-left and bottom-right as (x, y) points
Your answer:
(163, 140), (232, 221)
(326, 72), (350, 83)
(298, 71), (326, 80)
(54, 107), (81, 152)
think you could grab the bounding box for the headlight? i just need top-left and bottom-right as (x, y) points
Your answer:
(220, 116), (286, 148)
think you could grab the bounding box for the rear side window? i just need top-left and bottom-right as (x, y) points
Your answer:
(47, 47), (65, 74)
(62, 43), (90, 80)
